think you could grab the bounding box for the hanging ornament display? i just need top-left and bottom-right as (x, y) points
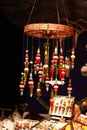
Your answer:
(18, 22), (76, 97)
(17, 1), (78, 121)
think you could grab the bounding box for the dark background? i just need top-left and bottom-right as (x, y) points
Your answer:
(0, 11), (87, 113)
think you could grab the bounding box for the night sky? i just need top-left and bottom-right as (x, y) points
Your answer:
(0, 11), (87, 113)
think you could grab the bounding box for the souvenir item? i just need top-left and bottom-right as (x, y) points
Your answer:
(49, 95), (75, 119)
(32, 120), (67, 130)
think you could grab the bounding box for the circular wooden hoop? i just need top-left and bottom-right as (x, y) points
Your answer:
(24, 23), (74, 39)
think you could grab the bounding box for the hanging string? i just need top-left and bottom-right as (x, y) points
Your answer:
(26, 36), (29, 49)
(21, 0), (37, 71)
(38, 24), (41, 49)
(55, 0), (60, 54)
(30, 36), (34, 73)
(61, 0), (69, 25)
(56, 0), (60, 24)
(27, 0), (37, 24)
(27, 0), (37, 74)
(22, 33), (25, 72)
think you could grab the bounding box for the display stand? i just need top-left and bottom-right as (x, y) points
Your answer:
(49, 95), (75, 120)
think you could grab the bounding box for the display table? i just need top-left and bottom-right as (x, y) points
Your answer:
(0, 113), (87, 130)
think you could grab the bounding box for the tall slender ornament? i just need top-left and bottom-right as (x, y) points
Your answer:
(28, 73), (34, 97)
(67, 78), (72, 98)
